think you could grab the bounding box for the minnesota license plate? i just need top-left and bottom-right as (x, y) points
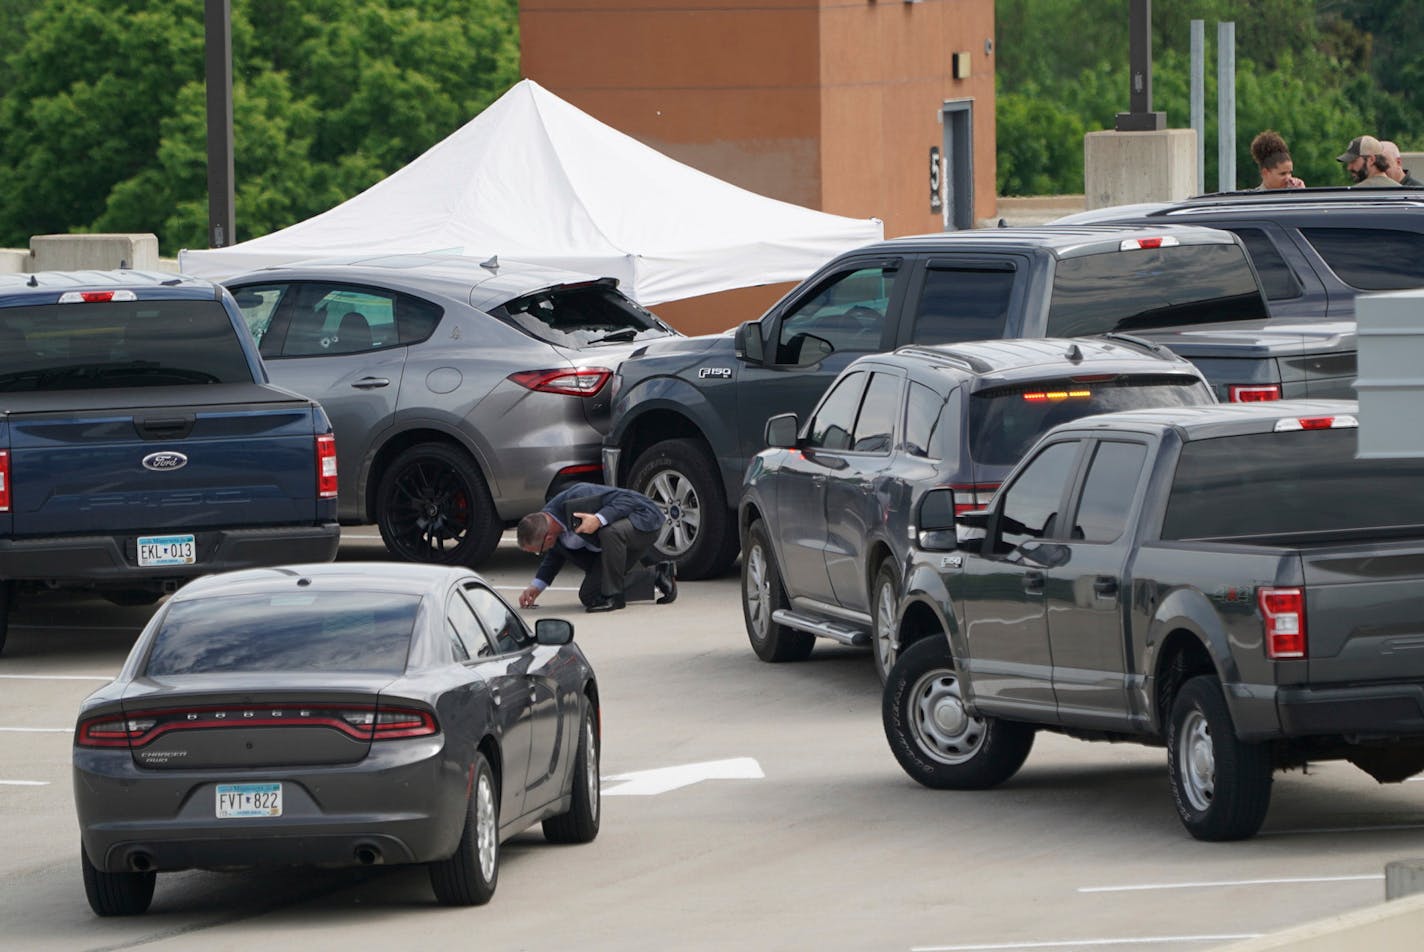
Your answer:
(137, 534), (196, 567)
(216, 782), (282, 818)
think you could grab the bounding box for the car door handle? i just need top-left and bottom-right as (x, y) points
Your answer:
(1022, 570), (1044, 594)
(1093, 576), (1119, 597)
(352, 377), (390, 389)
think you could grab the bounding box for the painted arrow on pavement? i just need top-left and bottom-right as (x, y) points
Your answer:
(601, 757), (763, 797)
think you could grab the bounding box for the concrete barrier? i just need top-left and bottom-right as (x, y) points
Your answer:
(1084, 128), (1197, 209)
(1211, 890), (1424, 951)
(0, 249), (28, 273)
(29, 233), (160, 272)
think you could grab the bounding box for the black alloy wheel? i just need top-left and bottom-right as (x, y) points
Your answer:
(376, 442), (502, 567)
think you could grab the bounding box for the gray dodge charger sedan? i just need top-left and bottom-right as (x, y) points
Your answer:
(72, 562), (600, 915)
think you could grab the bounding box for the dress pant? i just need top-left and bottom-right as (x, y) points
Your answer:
(561, 519), (660, 606)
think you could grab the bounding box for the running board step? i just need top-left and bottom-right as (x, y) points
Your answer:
(771, 610), (870, 647)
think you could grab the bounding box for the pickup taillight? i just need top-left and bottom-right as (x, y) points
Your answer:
(0, 449), (8, 512)
(1228, 384), (1282, 403)
(951, 483), (998, 515)
(1258, 587), (1306, 659)
(316, 434), (338, 499)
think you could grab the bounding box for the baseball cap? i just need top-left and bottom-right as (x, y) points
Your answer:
(1338, 135), (1384, 162)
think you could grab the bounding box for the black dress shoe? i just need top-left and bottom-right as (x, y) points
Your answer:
(585, 595), (626, 613)
(654, 561), (678, 605)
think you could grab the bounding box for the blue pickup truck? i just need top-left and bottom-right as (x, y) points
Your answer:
(0, 271), (341, 652)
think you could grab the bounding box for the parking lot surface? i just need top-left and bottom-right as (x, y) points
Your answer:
(4, 531), (1424, 951)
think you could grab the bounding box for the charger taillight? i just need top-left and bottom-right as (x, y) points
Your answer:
(75, 704), (438, 748)
(316, 433), (338, 498)
(951, 483), (998, 515)
(1258, 587), (1306, 659)
(1228, 384), (1281, 403)
(0, 449), (9, 512)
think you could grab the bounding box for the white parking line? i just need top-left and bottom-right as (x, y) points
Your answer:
(0, 780), (49, 787)
(1080, 873), (1382, 893)
(0, 727), (70, 733)
(912, 935), (1260, 951)
(0, 674), (115, 681)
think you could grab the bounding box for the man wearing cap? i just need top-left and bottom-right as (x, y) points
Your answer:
(1380, 141), (1424, 187)
(1338, 135), (1401, 188)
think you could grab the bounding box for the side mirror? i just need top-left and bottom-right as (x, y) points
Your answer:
(733, 321), (765, 364)
(535, 618), (574, 646)
(764, 412), (799, 449)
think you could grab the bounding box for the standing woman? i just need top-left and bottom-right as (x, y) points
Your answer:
(1249, 130), (1305, 189)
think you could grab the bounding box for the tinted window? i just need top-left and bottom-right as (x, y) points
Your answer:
(910, 267), (1014, 344)
(905, 382), (950, 459)
(969, 376), (1210, 468)
(998, 441), (1080, 551)
(1162, 429), (1424, 540)
(0, 301), (252, 391)
(1300, 227), (1424, 291)
(448, 591), (492, 660)
(496, 283), (667, 348)
(808, 370), (868, 450)
(1228, 227), (1301, 301)
(1047, 244), (1268, 336)
(463, 584), (527, 654)
(144, 592), (419, 675)
(251, 282), (442, 358)
(1072, 441), (1149, 542)
(778, 266), (895, 359)
(852, 372), (901, 453)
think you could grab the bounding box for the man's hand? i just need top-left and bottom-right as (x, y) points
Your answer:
(572, 511), (602, 534)
(519, 585), (540, 609)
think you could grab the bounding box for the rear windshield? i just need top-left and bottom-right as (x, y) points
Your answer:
(1046, 244), (1268, 337)
(493, 282), (671, 348)
(144, 592), (420, 675)
(0, 300), (252, 392)
(969, 375), (1211, 468)
(1162, 429), (1424, 540)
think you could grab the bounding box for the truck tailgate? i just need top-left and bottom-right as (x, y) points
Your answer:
(1302, 539), (1424, 683)
(5, 386), (320, 535)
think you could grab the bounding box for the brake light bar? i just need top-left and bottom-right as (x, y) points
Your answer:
(0, 449), (9, 512)
(1119, 236), (1180, 251)
(315, 433), (338, 498)
(950, 483), (998, 515)
(1023, 390), (1091, 402)
(1258, 587), (1306, 659)
(1228, 384), (1282, 403)
(1274, 415), (1358, 432)
(508, 367), (612, 397)
(75, 704), (439, 748)
(57, 290), (138, 304)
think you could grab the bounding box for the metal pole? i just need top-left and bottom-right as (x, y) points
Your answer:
(204, 0), (235, 248)
(1115, 0), (1165, 131)
(1191, 20), (1204, 195)
(1217, 21), (1236, 193)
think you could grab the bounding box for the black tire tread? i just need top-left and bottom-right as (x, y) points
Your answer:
(428, 753), (499, 906)
(629, 438), (738, 580)
(81, 846), (155, 917)
(742, 520), (814, 663)
(543, 701), (600, 844)
(1168, 675), (1273, 842)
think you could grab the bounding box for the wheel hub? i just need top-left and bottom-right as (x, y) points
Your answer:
(933, 695), (968, 735)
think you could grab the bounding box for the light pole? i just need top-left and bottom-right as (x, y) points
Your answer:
(204, 0), (235, 248)
(1115, 0), (1165, 132)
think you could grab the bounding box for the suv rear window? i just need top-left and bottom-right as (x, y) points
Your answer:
(968, 375), (1210, 467)
(1046, 244), (1268, 337)
(495, 282), (668, 348)
(0, 301), (253, 391)
(144, 592), (420, 675)
(1162, 429), (1424, 540)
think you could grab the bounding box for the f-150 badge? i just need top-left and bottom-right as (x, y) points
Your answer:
(698, 367), (732, 379)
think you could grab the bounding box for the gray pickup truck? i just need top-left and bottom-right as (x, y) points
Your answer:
(604, 224), (1356, 579)
(884, 400), (1424, 841)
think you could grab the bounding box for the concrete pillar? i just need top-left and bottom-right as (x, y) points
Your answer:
(1083, 129), (1198, 210)
(29, 234), (160, 272)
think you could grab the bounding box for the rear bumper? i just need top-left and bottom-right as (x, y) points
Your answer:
(74, 738), (466, 872)
(0, 524), (340, 584)
(1276, 682), (1424, 738)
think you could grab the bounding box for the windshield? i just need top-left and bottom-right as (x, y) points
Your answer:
(0, 300), (252, 391)
(969, 375), (1211, 467)
(494, 283), (672, 348)
(144, 591), (420, 675)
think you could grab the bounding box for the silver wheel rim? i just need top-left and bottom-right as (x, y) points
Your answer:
(646, 468), (701, 558)
(744, 543), (771, 641)
(874, 578), (897, 673)
(475, 771), (497, 881)
(584, 715), (600, 823)
(908, 667), (986, 765)
(1178, 709), (1215, 812)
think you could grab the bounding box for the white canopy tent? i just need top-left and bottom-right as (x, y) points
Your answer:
(179, 79), (883, 305)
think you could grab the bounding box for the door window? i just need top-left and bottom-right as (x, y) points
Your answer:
(910, 267), (1015, 344)
(996, 441), (1080, 552)
(851, 372), (901, 454)
(806, 370), (868, 451)
(448, 591), (495, 660)
(1071, 441), (1148, 543)
(776, 266), (896, 361)
(463, 584), (528, 654)
(1300, 227), (1424, 290)
(904, 382), (949, 459)
(1226, 227), (1302, 301)
(247, 282), (443, 358)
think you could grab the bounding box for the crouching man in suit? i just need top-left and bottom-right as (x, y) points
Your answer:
(517, 482), (677, 613)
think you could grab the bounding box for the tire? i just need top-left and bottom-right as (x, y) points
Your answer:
(1167, 675), (1273, 841)
(543, 701), (601, 844)
(81, 845), (155, 916)
(429, 752), (499, 906)
(742, 520), (813, 663)
(882, 636), (1034, 790)
(376, 442), (502, 568)
(871, 559), (901, 684)
(628, 439), (738, 580)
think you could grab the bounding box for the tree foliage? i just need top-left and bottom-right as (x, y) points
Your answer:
(0, 0), (518, 253)
(995, 0), (1420, 195)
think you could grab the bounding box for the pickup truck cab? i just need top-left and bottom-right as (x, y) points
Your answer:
(0, 271), (341, 652)
(884, 400), (1424, 840)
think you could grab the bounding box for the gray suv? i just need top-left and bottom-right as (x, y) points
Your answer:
(738, 336), (1216, 681)
(227, 255), (679, 566)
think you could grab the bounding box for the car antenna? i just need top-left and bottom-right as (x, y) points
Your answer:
(480, 255), (499, 274)
(26, 274), (38, 286)
(1066, 343), (1083, 362)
